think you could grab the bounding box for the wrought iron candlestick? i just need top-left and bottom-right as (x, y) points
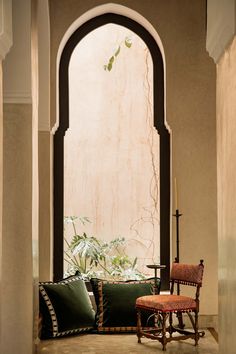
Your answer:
(173, 209), (182, 295)
(173, 208), (184, 329)
(173, 209), (182, 267)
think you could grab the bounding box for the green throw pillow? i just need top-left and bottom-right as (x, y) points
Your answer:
(90, 278), (160, 333)
(39, 276), (95, 338)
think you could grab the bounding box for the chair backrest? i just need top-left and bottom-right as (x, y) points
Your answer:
(170, 260), (204, 287)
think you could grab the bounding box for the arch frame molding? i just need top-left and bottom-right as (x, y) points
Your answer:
(54, 12), (170, 289)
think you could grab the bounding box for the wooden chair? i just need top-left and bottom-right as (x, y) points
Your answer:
(136, 260), (205, 351)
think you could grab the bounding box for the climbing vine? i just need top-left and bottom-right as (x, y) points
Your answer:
(103, 36), (160, 270)
(104, 37), (132, 71)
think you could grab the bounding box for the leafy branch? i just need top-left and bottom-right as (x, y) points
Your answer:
(64, 216), (144, 280)
(104, 37), (132, 72)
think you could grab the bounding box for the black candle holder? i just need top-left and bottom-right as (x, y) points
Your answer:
(173, 209), (184, 329)
(173, 209), (182, 266)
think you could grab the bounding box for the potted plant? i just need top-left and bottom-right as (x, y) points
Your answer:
(64, 216), (144, 282)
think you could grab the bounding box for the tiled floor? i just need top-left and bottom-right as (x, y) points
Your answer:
(37, 329), (218, 353)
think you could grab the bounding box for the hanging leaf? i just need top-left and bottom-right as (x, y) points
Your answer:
(103, 36), (132, 72)
(114, 46), (120, 57)
(132, 257), (137, 269)
(125, 37), (132, 48)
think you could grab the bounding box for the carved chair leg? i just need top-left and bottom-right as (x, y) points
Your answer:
(194, 310), (199, 346)
(176, 311), (185, 329)
(169, 312), (173, 337)
(137, 309), (142, 343)
(161, 312), (168, 351)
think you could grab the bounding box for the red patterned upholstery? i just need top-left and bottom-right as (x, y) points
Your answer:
(170, 262), (203, 285)
(136, 294), (196, 312)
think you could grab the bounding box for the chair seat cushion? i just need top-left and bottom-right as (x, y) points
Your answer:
(136, 294), (196, 312)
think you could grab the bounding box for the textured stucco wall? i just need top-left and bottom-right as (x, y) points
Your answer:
(2, 103), (33, 354)
(0, 62), (2, 350)
(2, 0), (31, 103)
(39, 131), (52, 281)
(207, 0), (236, 63)
(49, 0), (217, 315)
(217, 35), (236, 354)
(0, 1), (41, 352)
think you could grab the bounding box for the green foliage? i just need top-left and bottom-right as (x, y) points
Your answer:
(64, 216), (144, 280)
(114, 45), (120, 57)
(124, 37), (132, 48)
(104, 37), (132, 72)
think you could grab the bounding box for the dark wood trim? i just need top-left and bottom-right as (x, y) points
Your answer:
(54, 13), (170, 288)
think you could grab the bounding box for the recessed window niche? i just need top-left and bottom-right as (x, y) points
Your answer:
(54, 14), (170, 288)
(64, 23), (159, 277)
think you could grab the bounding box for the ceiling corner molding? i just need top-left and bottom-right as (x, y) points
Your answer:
(3, 91), (32, 104)
(38, 121), (51, 132)
(207, 0), (236, 63)
(206, 21), (235, 63)
(0, 0), (12, 60)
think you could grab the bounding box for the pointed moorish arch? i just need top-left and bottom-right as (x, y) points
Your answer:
(54, 11), (170, 289)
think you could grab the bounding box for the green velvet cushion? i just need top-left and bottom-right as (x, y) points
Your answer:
(39, 276), (95, 338)
(90, 278), (160, 333)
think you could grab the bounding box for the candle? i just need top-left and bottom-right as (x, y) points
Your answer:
(174, 177), (178, 211)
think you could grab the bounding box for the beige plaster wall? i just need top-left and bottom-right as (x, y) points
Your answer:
(217, 35), (236, 354)
(3, 0), (31, 103)
(0, 62), (3, 346)
(38, 0), (52, 282)
(0, 1), (38, 353)
(2, 103), (33, 354)
(49, 0), (217, 315)
(38, 0), (50, 131)
(207, 0), (236, 63)
(31, 0), (40, 349)
(39, 131), (52, 281)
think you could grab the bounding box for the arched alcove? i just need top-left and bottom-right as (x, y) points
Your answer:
(54, 13), (170, 289)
